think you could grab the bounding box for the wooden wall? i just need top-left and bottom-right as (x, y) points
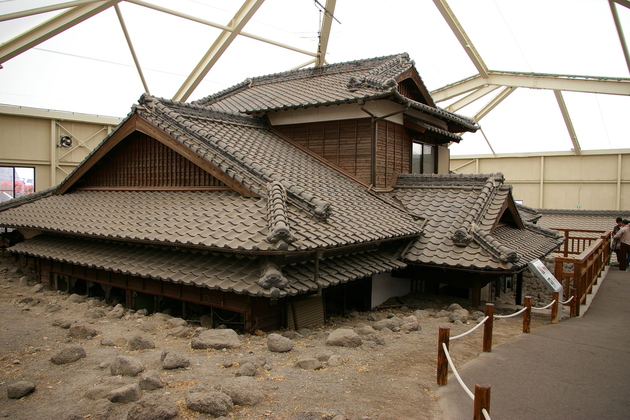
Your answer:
(78, 132), (229, 190)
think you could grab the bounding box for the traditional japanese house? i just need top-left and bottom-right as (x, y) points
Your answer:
(0, 54), (563, 331)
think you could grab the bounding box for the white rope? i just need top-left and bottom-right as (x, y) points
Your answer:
(451, 316), (489, 341)
(560, 295), (574, 305)
(494, 306), (527, 319)
(442, 342), (474, 400)
(532, 300), (556, 310)
(482, 407), (491, 420)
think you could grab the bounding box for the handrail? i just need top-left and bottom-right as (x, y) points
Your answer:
(436, 293), (570, 419)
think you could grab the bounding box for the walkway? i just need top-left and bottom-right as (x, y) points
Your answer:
(437, 267), (630, 419)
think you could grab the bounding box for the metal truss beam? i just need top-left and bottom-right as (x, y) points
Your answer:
(173, 0), (266, 102)
(0, 0), (101, 22)
(554, 90), (582, 155)
(432, 0), (488, 78)
(0, 1), (120, 66)
(114, 4), (149, 94)
(473, 86), (517, 122)
(610, 0), (630, 74)
(126, 0), (316, 59)
(315, 0), (337, 67)
(431, 72), (630, 101)
(444, 85), (501, 112)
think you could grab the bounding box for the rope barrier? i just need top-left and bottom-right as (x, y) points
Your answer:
(441, 342), (474, 400)
(560, 296), (574, 305)
(494, 306), (527, 319)
(482, 408), (491, 420)
(451, 316), (489, 340)
(532, 299), (556, 310)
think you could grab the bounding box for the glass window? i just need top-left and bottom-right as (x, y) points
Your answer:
(411, 142), (437, 174)
(0, 167), (35, 202)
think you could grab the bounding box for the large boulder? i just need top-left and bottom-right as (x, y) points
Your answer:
(216, 377), (264, 406)
(267, 333), (293, 353)
(191, 329), (241, 350)
(126, 395), (179, 420)
(186, 385), (233, 416)
(50, 346), (86, 365)
(326, 329), (362, 348)
(110, 355), (145, 377)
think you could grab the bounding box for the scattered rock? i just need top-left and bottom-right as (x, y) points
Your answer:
(316, 350), (333, 362)
(448, 303), (464, 311)
(191, 329), (241, 350)
(19, 276), (31, 287)
(136, 309), (148, 316)
(281, 330), (302, 339)
(107, 383), (142, 403)
(44, 303), (61, 313)
(18, 297), (33, 304)
(414, 309), (430, 319)
(199, 315), (213, 328)
(31, 284), (44, 293)
(108, 304), (125, 319)
(68, 325), (98, 339)
(100, 334), (127, 347)
(235, 362), (257, 377)
(326, 329), (362, 348)
(7, 381), (36, 399)
(127, 335), (155, 351)
(373, 318), (401, 331)
(267, 333), (293, 353)
(327, 355), (343, 367)
(161, 350), (189, 370)
(186, 385), (233, 416)
(50, 346), (86, 365)
(166, 317), (187, 328)
(126, 395), (179, 420)
(67, 294), (86, 303)
(52, 319), (72, 329)
(139, 370), (164, 391)
(239, 354), (267, 368)
(449, 308), (470, 323)
(83, 386), (113, 400)
(110, 355), (145, 377)
(400, 315), (420, 332)
(84, 307), (106, 319)
(165, 326), (193, 338)
(216, 377), (264, 406)
(295, 358), (322, 370)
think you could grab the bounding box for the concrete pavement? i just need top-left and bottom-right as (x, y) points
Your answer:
(437, 267), (630, 419)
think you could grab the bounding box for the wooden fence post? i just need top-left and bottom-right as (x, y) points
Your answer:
(473, 384), (491, 420)
(483, 303), (494, 352)
(523, 296), (532, 333)
(437, 327), (450, 386)
(570, 287), (578, 317)
(551, 291), (559, 324)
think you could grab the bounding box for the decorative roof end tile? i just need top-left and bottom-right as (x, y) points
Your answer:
(258, 260), (289, 290)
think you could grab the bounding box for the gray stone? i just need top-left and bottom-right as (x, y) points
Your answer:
(448, 303), (464, 311)
(68, 294), (86, 303)
(449, 308), (470, 323)
(470, 310), (485, 320)
(267, 333), (293, 353)
(186, 386), (233, 416)
(191, 329), (241, 350)
(126, 395), (179, 420)
(7, 381), (36, 399)
(216, 377), (264, 406)
(161, 350), (189, 370)
(373, 318), (401, 331)
(127, 335), (155, 351)
(31, 284), (45, 293)
(366, 313), (380, 322)
(327, 355), (343, 367)
(83, 386), (112, 400)
(108, 304), (125, 319)
(107, 383), (142, 403)
(165, 326), (193, 338)
(281, 330), (302, 339)
(136, 308), (148, 316)
(436, 309), (450, 318)
(297, 328), (312, 336)
(87, 298), (106, 307)
(110, 355), (145, 376)
(45, 303), (61, 313)
(354, 324), (376, 336)
(401, 315), (420, 332)
(50, 346), (86, 365)
(139, 370), (164, 390)
(326, 329), (362, 348)
(235, 362), (257, 377)
(27, 298), (42, 306)
(84, 307), (106, 319)
(414, 309), (430, 319)
(18, 297), (33, 304)
(68, 325), (98, 339)
(166, 317), (187, 328)
(52, 319), (72, 329)
(100, 334), (126, 347)
(316, 350), (333, 362)
(19, 276), (31, 287)
(239, 354), (267, 368)
(295, 358), (322, 370)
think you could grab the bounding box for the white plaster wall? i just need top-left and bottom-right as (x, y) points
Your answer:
(268, 101), (405, 126)
(371, 273), (411, 308)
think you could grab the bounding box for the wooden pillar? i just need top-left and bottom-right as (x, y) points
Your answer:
(473, 384), (491, 420)
(523, 296), (532, 333)
(483, 303), (494, 352)
(437, 327), (450, 386)
(551, 291), (559, 324)
(515, 272), (523, 305)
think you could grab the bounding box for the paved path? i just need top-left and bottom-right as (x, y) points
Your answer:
(437, 267), (630, 419)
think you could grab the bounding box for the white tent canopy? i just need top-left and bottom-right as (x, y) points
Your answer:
(1, 0), (628, 155)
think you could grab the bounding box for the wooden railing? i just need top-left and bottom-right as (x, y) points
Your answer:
(553, 228), (609, 257)
(554, 230), (611, 317)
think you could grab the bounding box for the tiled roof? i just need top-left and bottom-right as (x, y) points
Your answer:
(0, 96), (422, 252)
(536, 209), (626, 233)
(390, 173), (563, 271)
(9, 234), (404, 298)
(194, 53), (478, 132)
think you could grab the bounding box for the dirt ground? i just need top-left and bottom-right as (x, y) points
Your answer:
(0, 253), (549, 420)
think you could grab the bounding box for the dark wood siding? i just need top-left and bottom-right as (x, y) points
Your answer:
(275, 118), (373, 185)
(77, 132), (229, 190)
(376, 120), (411, 187)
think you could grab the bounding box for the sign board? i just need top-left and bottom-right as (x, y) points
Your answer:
(527, 259), (563, 293)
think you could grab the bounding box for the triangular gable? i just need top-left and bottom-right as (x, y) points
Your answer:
(56, 114), (258, 197)
(395, 66), (436, 107)
(492, 190), (525, 232)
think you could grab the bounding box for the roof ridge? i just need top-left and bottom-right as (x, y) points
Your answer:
(265, 181), (297, 250)
(0, 187), (56, 212)
(193, 53), (407, 106)
(347, 53), (412, 91)
(472, 224), (520, 264)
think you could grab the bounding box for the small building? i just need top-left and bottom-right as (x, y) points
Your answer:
(0, 54), (562, 331)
